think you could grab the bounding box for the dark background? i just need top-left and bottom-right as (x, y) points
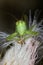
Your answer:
(0, 0), (43, 65)
(0, 0), (43, 33)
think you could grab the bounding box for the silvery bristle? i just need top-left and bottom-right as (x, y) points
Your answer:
(0, 38), (39, 65)
(0, 10), (43, 65)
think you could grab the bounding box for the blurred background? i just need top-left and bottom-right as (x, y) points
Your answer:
(0, 0), (43, 65)
(0, 0), (43, 33)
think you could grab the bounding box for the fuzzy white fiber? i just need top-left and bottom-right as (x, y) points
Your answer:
(0, 38), (39, 65)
